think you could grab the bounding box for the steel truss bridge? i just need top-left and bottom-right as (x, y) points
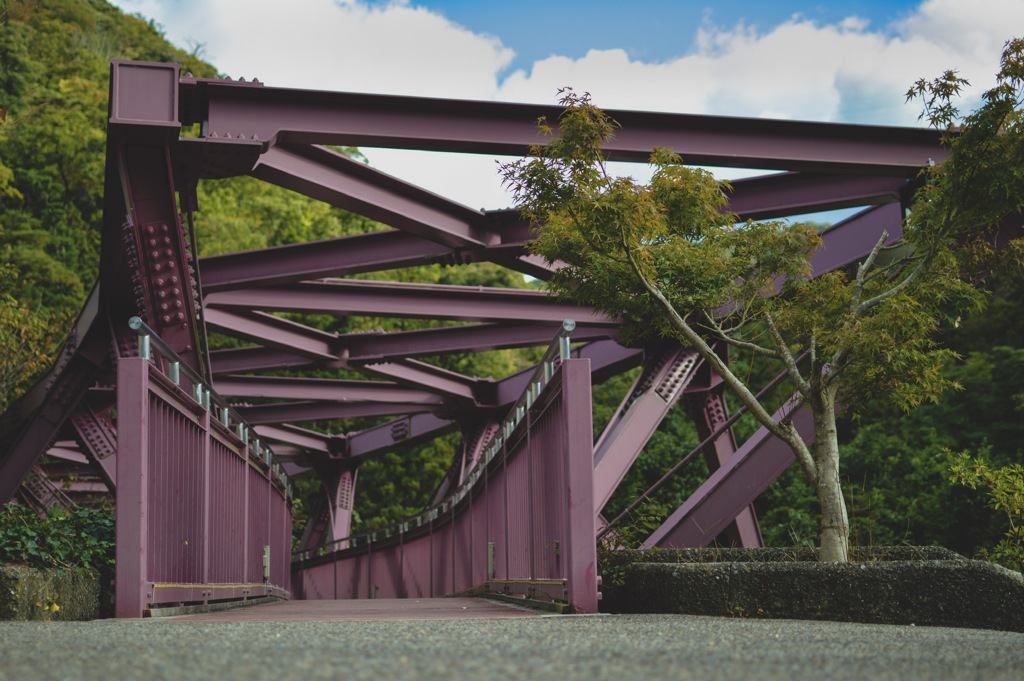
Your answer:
(0, 60), (956, 616)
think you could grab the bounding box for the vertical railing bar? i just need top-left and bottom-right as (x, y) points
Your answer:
(128, 316), (290, 490)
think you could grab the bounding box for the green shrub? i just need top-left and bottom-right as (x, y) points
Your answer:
(0, 504), (115, 572)
(948, 451), (1024, 572)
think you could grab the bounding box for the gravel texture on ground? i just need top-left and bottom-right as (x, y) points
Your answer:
(1, 612), (1022, 681)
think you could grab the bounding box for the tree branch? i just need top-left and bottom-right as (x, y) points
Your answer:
(703, 315), (781, 358)
(764, 311), (813, 398)
(852, 230), (889, 310)
(619, 236), (816, 479)
(856, 258), (927, 316)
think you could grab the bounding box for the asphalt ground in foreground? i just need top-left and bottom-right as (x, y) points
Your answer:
(2, 606), (1022, 681)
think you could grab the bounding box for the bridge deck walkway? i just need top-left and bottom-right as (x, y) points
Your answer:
(2, 610), (1021, 681)
(165, 597), (540, 622)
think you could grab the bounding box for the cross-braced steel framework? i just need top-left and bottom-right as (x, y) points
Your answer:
(0, 61), (953, 594)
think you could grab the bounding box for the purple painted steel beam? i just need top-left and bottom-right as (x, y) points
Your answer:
(354, 360), (479, 402)
(209, 346), (327, 375)
(190, 80), (948, 174)
(16, 464), (75, 513)
(298, 495), (332, 551)
(64, 481), (111, 494)
(303, 464), (358, 549)
(0, 285), (109, 504)
(727, 173), (907, 221)
(328, 467), (358, 542)
(208, 323), (620, 376)
(492, 340), (642, 407)
(198, 172), (902, 295)
(430, 419), (501, 505)
(592, 346), (703, 514)
(45, 443), (89, 464)
(253, 423), (335, 455)
(234, 400), (436, 425)
(642, 399), (812, 548)
(560, 358), (599, 613)
(115, 357), (150, 618)
(347, 413), (457, 459)
(684, 388), (762, 548)
(214, 375), (446, 405)
(103, 61), (205, 375)
(200, 230), (459, 293)
(70, 402), (118, 490)
(205, 279), (614, 325)
(253, 144), (497, 248)
(339, 322), (619, 363)
(811, 203), (904, 277)
(204, 308), (337, 361)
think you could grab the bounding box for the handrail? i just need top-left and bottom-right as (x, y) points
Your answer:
(293, 318), (577, 562)
(128, 316), (292, 497)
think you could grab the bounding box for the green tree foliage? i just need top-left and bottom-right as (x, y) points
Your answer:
(0, 0), (219, 407)
(0, 264), (56, 412)
(949, 451), (1024, 571)
(0, 503), (115, 572)
(502, 38), (1024, 562)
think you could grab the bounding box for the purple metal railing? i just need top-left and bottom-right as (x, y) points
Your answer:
(292, 321), (598, 612)
(116, 317), (293, 617)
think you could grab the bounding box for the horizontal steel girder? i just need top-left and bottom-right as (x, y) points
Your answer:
(206, 322), (620, 375)
(354, 360), (479, 402)
(253, 423), (335, 455)
(205, 279), (614, 325)
(204, 233), (494, 295)
(200, 230), (458, 293)
(727, 173), (907, 221)
(189, 79), (949, 175)
(234, 400), (437, 425)
(348, 413), (457, 459)
(253, 145), (498, 249)
(214, 375), (447, 405)
(204, 308), (336, 360)
(198, 175), (902, 295)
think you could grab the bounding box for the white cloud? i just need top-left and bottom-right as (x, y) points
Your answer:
(109, 0), (1024, 209)
(118, 0), (515, 98)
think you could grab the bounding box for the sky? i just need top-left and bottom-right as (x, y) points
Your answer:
(109, 0), (1024, 211)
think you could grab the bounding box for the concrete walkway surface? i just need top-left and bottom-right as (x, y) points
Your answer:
(1, 599), (1021, 681)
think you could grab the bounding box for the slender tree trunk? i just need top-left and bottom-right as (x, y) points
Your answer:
(811, 395), (850, 562)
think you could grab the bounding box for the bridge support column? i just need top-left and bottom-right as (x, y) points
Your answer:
(683, 387), (762, 548)
(114, 357), (150, 618)
(301, 463), (359, 551)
